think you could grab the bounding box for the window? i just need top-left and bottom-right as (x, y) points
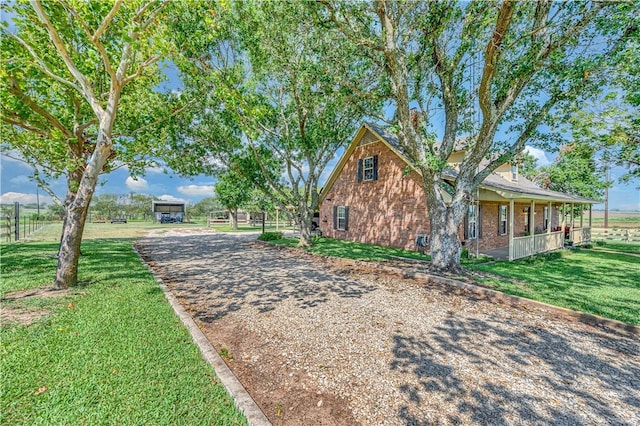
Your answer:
(511, 164), (518, 181)
(357, 155), (378, 182)
(363, 157), (374, 181)
(333, 206), (349, 230)
(524, 207), (530, 233)
(467, 204), (477, 240)
(543, 206), (549, 231)
(499, 205), (507, 235)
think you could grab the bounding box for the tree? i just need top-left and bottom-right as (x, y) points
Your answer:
(1, 1), (180, 288)
(318, 0), (636, 271)
(214, 170), (251, 230)
(523, 145), (607, 200)
(164, 0), (380, 246)
(189, 197), (222, 220)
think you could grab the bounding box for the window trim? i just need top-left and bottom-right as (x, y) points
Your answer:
(363, 156), (374, 181)
(468, 204), (478, 240)
(336, 206), (347, 230)
(499, 205), (508, 235)
(543, 206), (550, 231)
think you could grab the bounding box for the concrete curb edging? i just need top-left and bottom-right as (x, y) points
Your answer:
(133, 247), (272, 426)
(257, 241), (639, 338)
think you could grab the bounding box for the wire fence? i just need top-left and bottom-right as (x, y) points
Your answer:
(2, 203), (49, 243)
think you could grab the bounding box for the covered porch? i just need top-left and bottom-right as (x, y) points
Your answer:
(472, 181), (598, 261)
(482, 200), (595, 261)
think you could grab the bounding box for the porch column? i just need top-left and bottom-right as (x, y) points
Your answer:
(580, 203), (584, 228)
(547, 201), (552, 235)
(509, 199), (514, 261)
(561, 203), (566, 244)
(589, 204), (592, 228)
(530, 200), (535, 235)
(571, 203), (575, 229)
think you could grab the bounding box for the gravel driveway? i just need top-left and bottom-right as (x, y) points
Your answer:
(136, 229), (640, 426)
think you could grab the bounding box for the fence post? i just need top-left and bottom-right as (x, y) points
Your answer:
(5, 215), (10, 242)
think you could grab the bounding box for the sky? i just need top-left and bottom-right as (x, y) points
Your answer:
(1, 6), (638, 212)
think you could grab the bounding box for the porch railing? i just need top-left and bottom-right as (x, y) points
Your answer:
(570, 227), (591, 245)
(512, 231), (564, 260)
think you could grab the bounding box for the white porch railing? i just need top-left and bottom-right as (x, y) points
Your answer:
(570, 227), (591, 245)
(512, 231), (564, 260)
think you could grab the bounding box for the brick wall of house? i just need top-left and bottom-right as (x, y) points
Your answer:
(320, 135), (565, 254)
(319, 140), (429, 250)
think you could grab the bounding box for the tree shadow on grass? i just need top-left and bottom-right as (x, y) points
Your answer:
(392, 315), (640, 425)
(135, 233), (378, 323)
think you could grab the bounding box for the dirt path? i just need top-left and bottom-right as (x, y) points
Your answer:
(136, 230), (640, 426)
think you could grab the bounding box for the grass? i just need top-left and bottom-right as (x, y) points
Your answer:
(468, 248), (640, 325)
(591, 240), (640, 255)
(269, 236), (430, 262)
(1, 228), (246, 425)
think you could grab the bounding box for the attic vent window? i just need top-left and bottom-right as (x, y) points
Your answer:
(511, 164), (518, 181)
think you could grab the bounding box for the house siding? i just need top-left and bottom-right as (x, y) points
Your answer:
(319, 141), (429, 250)
(320, 134), (567, 254)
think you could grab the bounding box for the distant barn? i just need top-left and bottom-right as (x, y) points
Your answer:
(152, 201), (186, 223)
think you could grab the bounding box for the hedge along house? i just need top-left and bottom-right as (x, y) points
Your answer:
(318, 123), (598, 261)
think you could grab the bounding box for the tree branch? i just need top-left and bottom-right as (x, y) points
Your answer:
(93, 0), (123, 41)
(31, 0), (103, 116)
(2, 30), (80, 92)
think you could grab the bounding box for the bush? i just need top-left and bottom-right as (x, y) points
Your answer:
(258, 231), (283, 241)
(461, 248), (469, 259)
(595, 240), (606, 247)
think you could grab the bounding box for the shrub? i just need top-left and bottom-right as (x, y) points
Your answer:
(461, 248), (469, 259)
(258, 231), (283, 241)
(595, 240), (606, 247)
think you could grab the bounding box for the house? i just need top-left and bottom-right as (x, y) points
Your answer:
(318, 122), (597, 260)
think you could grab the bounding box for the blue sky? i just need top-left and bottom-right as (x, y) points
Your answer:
(1, 7), (637, 212)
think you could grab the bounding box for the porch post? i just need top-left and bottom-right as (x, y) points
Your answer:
(561, 203), (566, 244)
(509, 199), (514, 261)
(589, 204), (592, 228)
(571, 203), (575, 229)
(530, 200), (535, 235)
(580, 203), (584, 228)
(547, 202), (552, 235)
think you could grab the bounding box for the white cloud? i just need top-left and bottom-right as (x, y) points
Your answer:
(177, 184), (214, 197)
(125, 176), (148, 191)
(158, 194), (188, 203)
(146, 165), (165, 174)
(524, 146), (551, 167)
(9, 175), (31, 185)
(0, 192), (52, 205)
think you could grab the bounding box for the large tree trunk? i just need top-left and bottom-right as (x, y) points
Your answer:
(54, 198), (91, 289)
(424, 180), (468, 273)
(428, 212), (463, 273)
(230, 208), (238, 230)
(297, 206), (313, 247)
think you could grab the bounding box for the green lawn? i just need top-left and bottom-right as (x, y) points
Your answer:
(591, 240), (640, 255)
(469, 248), (640, 325)
(1, 234), (246, 425)
(270, 236), (430, 262)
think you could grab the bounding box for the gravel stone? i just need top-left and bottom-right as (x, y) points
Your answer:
(137, 229), (640, 426)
